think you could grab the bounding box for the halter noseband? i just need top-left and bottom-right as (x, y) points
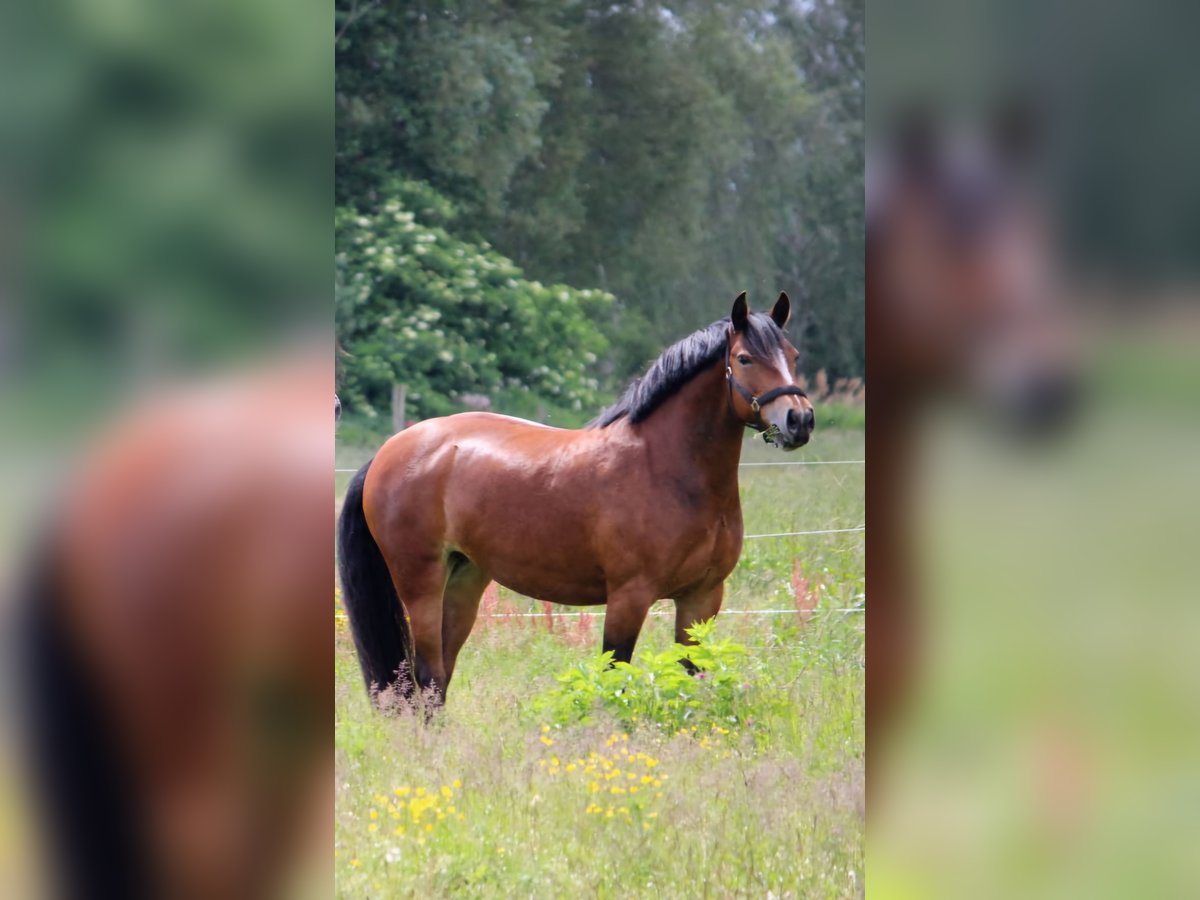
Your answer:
(725, 334), (808, 434)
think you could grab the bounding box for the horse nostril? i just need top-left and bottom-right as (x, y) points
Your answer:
(803, 407), (815, 431)
(786, 408), (799, 433)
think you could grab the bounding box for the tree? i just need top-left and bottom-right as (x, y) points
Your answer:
(335, 0), (865, 404)
(336, 178), (613, 422)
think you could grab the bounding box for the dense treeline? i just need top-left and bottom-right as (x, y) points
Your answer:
(336, 0), (862, 422)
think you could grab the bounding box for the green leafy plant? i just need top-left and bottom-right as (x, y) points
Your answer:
(532, 620), (783, 739)
(336, 178), (615, 422)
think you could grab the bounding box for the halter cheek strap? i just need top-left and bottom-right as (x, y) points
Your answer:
(725, 338), (808, 431)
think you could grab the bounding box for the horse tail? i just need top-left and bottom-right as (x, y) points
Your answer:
(338, 457), (413, 699)
(19, 524), (151, 899)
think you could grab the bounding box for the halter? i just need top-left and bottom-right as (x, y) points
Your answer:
(725, 334), (808, 436)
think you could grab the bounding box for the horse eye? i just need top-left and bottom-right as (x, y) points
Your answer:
(737, 354), (752, 365)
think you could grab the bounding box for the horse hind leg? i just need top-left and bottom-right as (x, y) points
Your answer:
(387, 558), (450, 707)
(440, 552), (489, 691)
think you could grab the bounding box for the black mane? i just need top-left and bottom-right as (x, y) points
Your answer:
(589, 312), (789, 428)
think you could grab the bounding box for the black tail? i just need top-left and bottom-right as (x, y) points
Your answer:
(337, 458), (412, 698)
(20, 529), (151, 900)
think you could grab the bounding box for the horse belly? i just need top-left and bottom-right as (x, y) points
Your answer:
(473, 541), (608, 607)
(447, 485), (609, 606)
(491, 568), (608, 607)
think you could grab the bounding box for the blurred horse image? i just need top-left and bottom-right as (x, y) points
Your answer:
(867, 102), (1079, 764)
(17, 354), (333, 900)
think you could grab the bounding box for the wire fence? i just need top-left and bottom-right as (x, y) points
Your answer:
(745, 526), (863, 539)
(333, 451), (863, 624)
(334, 607), (863, 621)
(334, 459), (862, 474)
(338, 460), (864, 540)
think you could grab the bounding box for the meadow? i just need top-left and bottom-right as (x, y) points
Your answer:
(335, 427), (864, 898)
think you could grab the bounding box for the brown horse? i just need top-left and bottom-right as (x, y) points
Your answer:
(866, 104), (1078, 766)
(338, 292), (815, 703)
(18, 355), (332, 900)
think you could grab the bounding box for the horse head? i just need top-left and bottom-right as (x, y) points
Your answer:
(869, 102), (1078, 433)
(725, 291), (815, 449)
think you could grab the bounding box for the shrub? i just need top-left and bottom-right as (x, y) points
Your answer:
(531, 620), (785, 740)
(336, 177), (614, 421)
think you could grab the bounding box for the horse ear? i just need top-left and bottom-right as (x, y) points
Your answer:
(770, 292), (791, 328)
(730, 291), (749, 332)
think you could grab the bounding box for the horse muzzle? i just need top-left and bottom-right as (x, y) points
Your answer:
(767, 404), (814, 449)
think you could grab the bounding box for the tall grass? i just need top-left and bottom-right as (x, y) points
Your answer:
(335, 429), (864, 897)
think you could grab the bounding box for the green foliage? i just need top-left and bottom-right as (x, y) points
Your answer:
(532, 620), (786, 740)
(336, 0), (865, 386)
(10, 0), (328, 403)
(334, 426), (865, 895)
(336, 178), (614, 420)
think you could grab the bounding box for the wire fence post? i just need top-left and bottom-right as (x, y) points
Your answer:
(391, 383), (407, 433)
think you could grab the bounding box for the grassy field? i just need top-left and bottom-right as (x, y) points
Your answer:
(335, 427), (864, 898)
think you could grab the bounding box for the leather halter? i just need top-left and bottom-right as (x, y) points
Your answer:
(725, 333), (808, 432)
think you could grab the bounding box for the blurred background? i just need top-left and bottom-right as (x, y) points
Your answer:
(0, 0), (331, 897)
(868, 0), (1200, 896)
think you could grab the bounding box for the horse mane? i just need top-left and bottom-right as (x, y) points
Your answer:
(589, 312), (788, 428)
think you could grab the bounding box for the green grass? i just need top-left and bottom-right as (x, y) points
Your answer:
(335, 428), (864, 898)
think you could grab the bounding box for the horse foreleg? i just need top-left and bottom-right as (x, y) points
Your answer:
(440, 563), (489, 691)
(673, 584), (725, 674)
(602, 582), (656, 664)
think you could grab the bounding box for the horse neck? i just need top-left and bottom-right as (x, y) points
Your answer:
(637, 359), (745, 494)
